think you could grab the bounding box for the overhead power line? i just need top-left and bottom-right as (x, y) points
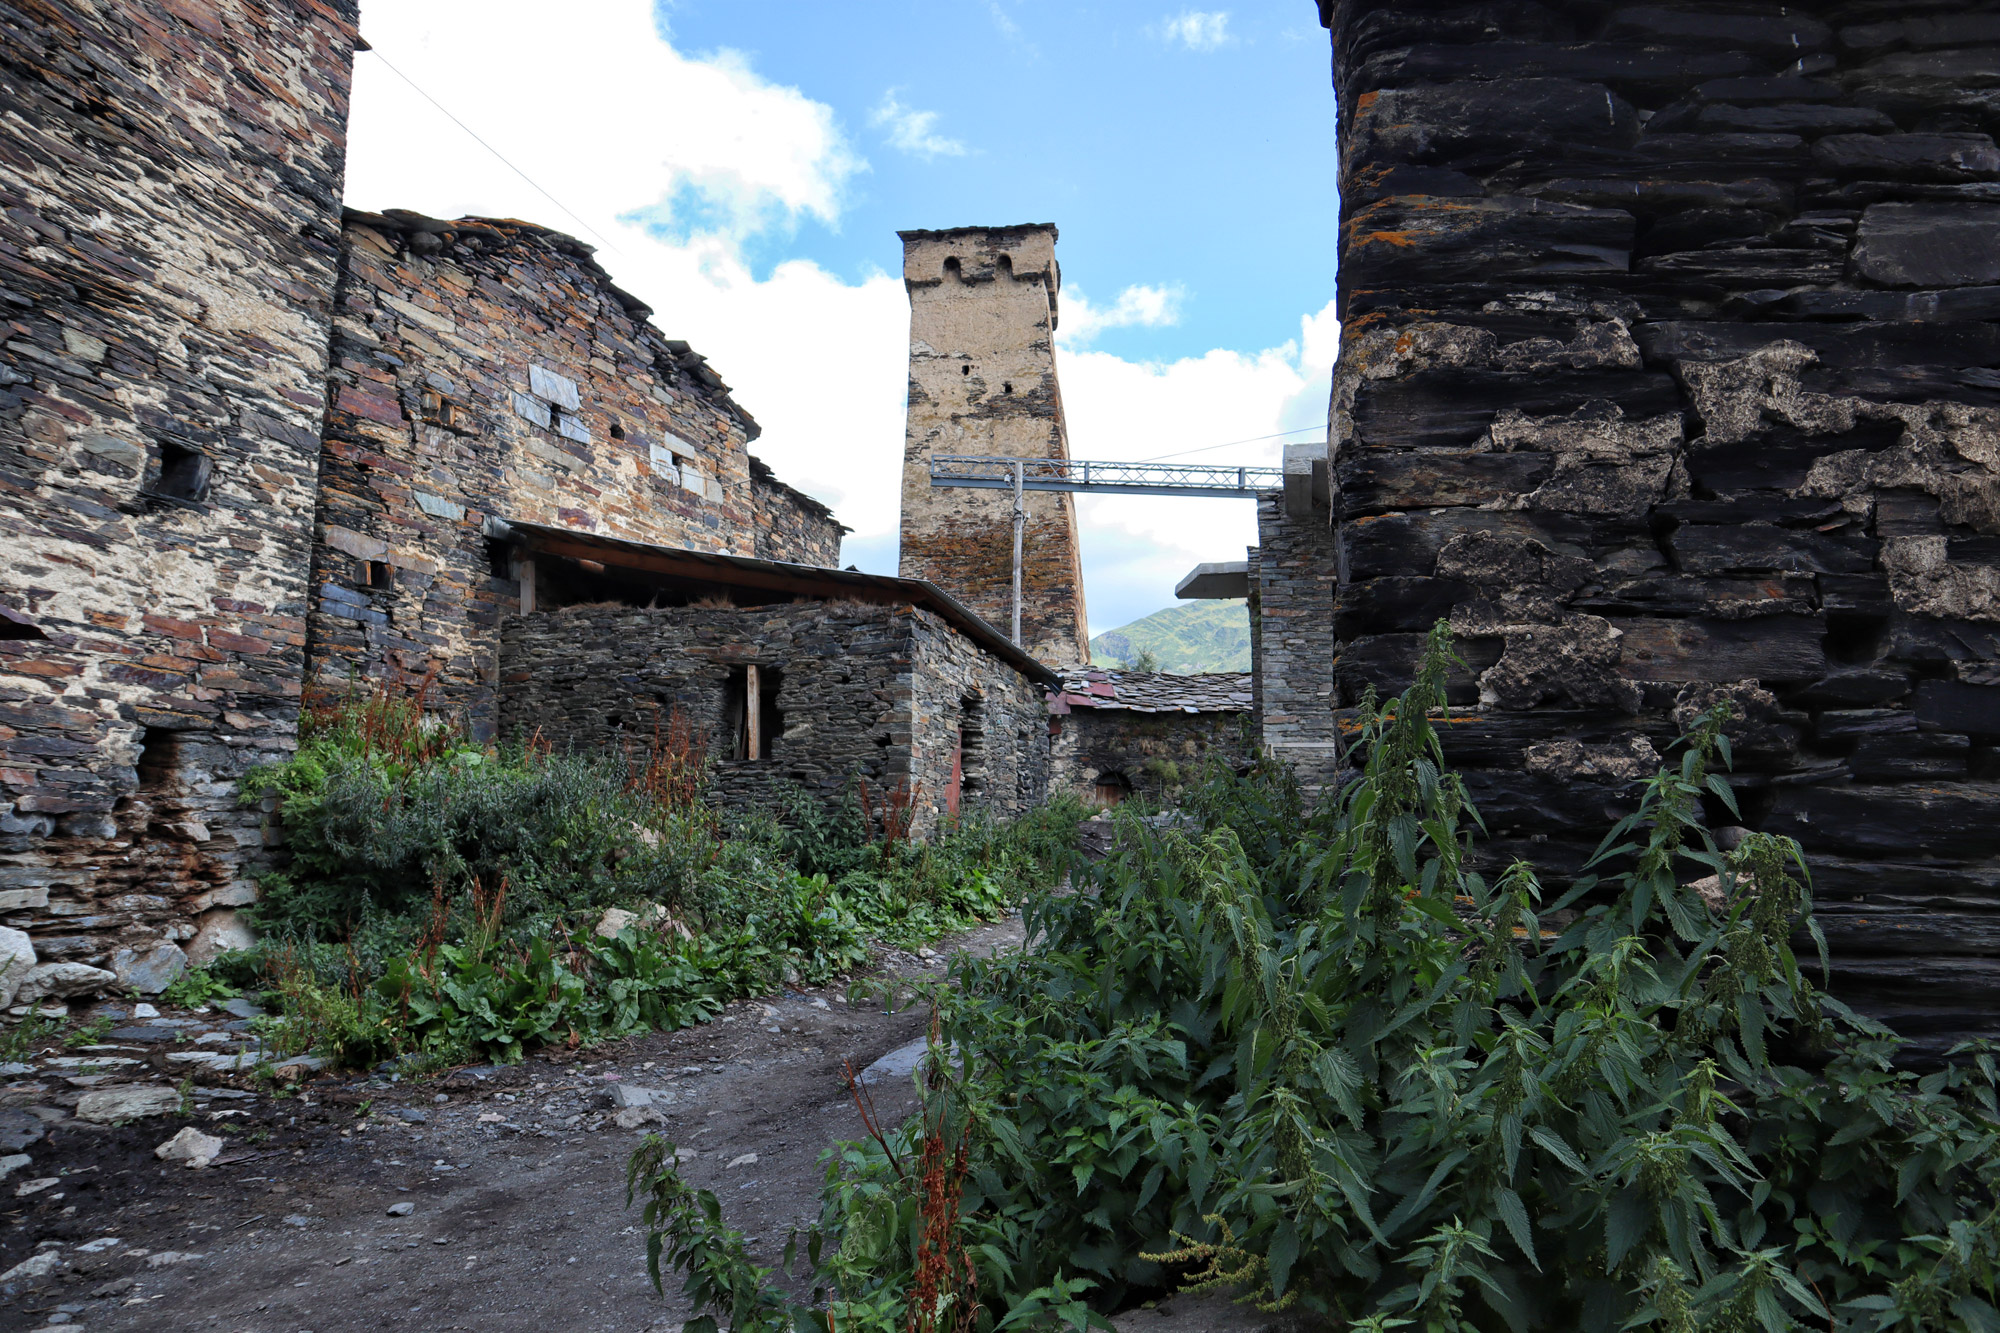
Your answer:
(361, 45), (622, 256)
(1134, 423), (1325, 464)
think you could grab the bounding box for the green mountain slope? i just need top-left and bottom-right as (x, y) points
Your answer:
(1089, 599), (1250, 673)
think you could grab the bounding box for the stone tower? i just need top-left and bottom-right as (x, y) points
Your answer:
(898, 225), (1090, 667)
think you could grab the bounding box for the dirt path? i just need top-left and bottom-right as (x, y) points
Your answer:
(0, 918), (1022, 1333)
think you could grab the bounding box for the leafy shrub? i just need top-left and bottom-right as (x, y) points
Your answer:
(239, 682), (1077, 1073)
(162, 966), (239, 1009)
(642, 625), (2000, 1332)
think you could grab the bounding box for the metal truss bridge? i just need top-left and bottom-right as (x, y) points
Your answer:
(928, 454), (1284, 499)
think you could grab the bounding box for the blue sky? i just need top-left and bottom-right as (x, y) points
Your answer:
(345, 0), (1343, 635)
(653, 2), (1339, 368)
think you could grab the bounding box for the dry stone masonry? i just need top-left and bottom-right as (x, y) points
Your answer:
(0, 0), (362, 992)
(897, 226), (1091, 667)
(1047, 669), (1254, 807)
(499, 602), (1051, 835)
(1311, 0), (2000, 1052)
(309, 208), (778, 738)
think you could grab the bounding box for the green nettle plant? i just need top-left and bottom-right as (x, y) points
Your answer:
(634, 624), (2000, 1333)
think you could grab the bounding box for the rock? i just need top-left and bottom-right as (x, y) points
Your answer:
(594, 907), (640, 938)
(90, 1276), (136, 1296)
(0, 929), (35, 1010)
(146, 1250), (203, 1267)
(0, 1250), (60, 1282)
(606, 1084), (671, 1109)
(131, 1003), (159, 1019)
(154, 1126), (224, 1168)
(13, 963), (118, 1005)
(272, 1055), (327, 1081)
(726, 1152), (758, 1169)
(73, 1236), (120, 1253)
(857, 1037), (931, 1086)
(386, 1201), (415, 1217)
(220, 997), (265, 1019)
(613, 1107), (665, 1130)
(0, 1154), (29, 1179)
(110, 943), (187, 996)
(106, 1026), (177, 1043)
(76, 1085), (181, 1123)
(15, 1178), (58, 1197)
(0, 1063), (31, 1076)
(0, 1109), (45, 1151)
(283, 1213), (313, 1228)
(187, 908), (255, 966)
(392, 1107), (428, 1124)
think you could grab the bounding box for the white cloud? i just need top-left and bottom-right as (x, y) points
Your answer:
(345, 0), (905, 540)
(1058, 302), (1340, 635)
(1157, 10), (1233, 51)
(345, 0), (1333, 632)
(1056, 283), (1184, 348)
(869, 92), (968, 160)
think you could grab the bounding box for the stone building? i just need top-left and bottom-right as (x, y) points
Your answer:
(308, 207), (842, 738)
(494, 532), (1055, 835)
(897, 226), (1091, 667)
(0, 0), (362, 991)
(0, 2), (1014, 992)
(1047, 669), (1253, 807)
(1297, 0), (2000, 1052)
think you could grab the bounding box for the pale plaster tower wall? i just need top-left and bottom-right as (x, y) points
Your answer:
(897, 225), (1090, 667)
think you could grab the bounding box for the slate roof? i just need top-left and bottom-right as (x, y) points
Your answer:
(1047, 669), (1253, 715)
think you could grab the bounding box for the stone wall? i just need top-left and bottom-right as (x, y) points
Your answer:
(749, 456), (845, 567)
(1317, 0), (2000, 1052)
(1254, 495), (1340, 789)
(907, 604), (1053, 829)
(897, 226), (1091, 667)
(1052, 708), (1251, 807)
(495, 602), (1049, 835)
(308, 209), (766, 737)
(0, 0), (360, 989)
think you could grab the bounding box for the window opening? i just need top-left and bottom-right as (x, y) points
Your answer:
(0, 609), (43, 641)
(363, 560), (392, 591)
(959, 693), (987, 808)
(1091, 771), (1132, 810)
(151, 442), (212, 505)
(609, 420), (626, 440)
(419, 389), (460, 429)
(723, 664), (780, 761)
(136, 728), (184, 795)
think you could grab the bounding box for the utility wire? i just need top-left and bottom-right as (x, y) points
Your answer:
(1134, 423), (1325, 464)
(362, 46), (623, 256)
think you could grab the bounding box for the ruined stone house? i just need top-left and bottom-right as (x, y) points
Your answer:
(307, 205), (847, 739)
(0, 1), (1053, 997)
(1046, 667), (1253, 807)
(1253, 0), (2000, 1054)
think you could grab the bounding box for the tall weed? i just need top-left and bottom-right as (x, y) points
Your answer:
(638, 624), (2000, 1332)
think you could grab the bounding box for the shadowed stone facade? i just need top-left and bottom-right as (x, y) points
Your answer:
(1048, 669), (1254, 807)
(0, 0), (362, 990)
(498, 602), (1051, 836)
(897, 226), (1090, 667)
(305, 207), (793, 739)
(750, 457), (847, 568)
(1307, 0), (2000, 1053)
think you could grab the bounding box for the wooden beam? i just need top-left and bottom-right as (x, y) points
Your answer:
(518, 554), (536, 614)
(744, 664), (761, 761)
(527, 533), (909, 606)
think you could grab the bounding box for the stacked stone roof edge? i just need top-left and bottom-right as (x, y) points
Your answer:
(344, 205), (761, 441)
